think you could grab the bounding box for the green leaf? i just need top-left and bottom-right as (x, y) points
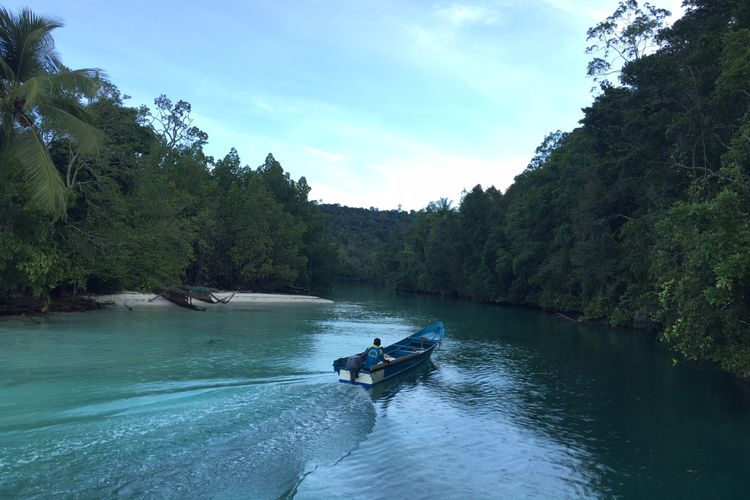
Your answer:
(14, 128), (66, 217)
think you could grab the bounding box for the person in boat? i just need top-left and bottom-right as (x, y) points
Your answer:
(363, 338), (390, 370)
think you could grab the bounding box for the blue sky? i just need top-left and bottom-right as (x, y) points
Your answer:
(15, 0), (683, 210)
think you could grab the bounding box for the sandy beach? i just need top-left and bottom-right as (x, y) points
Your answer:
(90, 291), (333, 307)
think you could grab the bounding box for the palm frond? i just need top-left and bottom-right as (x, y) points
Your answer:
(38, 102), (103, 154)
(0, 7), (100, 220)
(0, 7), (63, 80)
(7, 75), (40, 109)
(0, 56), (15, 84)
(46, 68), (102, 95)
(13, 70), (101, 108)
(0, 96), (13, 132)
(14, 127), (66, 217)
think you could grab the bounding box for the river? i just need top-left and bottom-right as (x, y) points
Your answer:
(1, 286), (748, 499)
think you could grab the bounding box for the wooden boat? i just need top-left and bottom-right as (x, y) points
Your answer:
(333, 321), (445, 388)
(157, 288), (206, 311)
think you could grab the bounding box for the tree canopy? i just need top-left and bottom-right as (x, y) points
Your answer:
(0, 8), (336, 305)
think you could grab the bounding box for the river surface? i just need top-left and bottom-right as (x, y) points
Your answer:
(1, 286), (749, 499)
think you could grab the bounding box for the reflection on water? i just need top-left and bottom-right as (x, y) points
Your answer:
(2, 286), (750, 499)
(367, 361), (436, 402)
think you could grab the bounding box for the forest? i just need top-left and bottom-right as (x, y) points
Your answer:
(0, 7), (338, 309)
(324, 0), (750, 375)
(1, 1), (749, 374)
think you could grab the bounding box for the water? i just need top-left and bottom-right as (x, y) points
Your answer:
(1, 286), (749, 499)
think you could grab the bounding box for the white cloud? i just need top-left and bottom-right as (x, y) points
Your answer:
(538, 0), (613, 21)
(191, 112), (286, 161)
(435, 4), (499, 27)
(309, 151), (528, 210)
(539, 0), (685, 24)
(303, 146), (346, 162)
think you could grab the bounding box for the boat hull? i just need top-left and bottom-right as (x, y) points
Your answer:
(337, 347), (436, 388)
(160, 288), (206, 311)
(333, 321), (444, 388)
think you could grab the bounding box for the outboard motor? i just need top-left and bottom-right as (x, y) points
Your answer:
(346, 354), (363, 383)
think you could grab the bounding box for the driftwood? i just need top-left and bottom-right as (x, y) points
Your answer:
(556, 312), (578, 322)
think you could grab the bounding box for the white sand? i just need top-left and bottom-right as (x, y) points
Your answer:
(89, 291), (333, 307)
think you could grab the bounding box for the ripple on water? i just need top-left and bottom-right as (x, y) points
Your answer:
(0, 382), (376, 499)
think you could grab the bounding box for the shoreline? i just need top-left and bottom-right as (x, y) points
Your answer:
(90, 291), (334, 307)
(0, 291), (333, 317)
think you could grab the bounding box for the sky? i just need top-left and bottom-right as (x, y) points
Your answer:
(13, 0), (684, 210)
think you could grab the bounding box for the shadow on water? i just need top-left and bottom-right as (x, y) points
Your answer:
(367, 361), (436, 403)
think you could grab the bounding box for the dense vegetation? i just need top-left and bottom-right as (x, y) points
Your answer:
(0, 8), (336, 310)
(2, 2), (749, 375)
(323, 0), (750, 374)
(318, 204), (412, 283)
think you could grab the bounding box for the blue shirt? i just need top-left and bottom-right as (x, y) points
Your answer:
(363, 344), (385, 369)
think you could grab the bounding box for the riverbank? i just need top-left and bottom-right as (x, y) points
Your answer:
(0, 294), (103, 316)
(0, 291), (333, 317)
(91, 292), (334, 307)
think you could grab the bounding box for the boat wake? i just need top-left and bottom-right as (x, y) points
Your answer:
(0, 381), (376, 499)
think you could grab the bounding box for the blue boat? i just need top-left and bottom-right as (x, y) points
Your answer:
(333, 321), (445, 388)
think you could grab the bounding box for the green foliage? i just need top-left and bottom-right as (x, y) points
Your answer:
(319, 203), (413, 284)
(316, 0), (750, 376)
(202, 151), (333, 292)
(0, 7), (102, 218)
(585, 0), (671, 86)
(0, 17), (335, 305)
(0, 173), (64, 298)
(0, 221), (64, 299)
(654, 189), (750, 372)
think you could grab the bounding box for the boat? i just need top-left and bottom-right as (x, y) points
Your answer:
(155, 287), (206, 311)
(332, 321), (445, 388)
(150, 286), (235, 310)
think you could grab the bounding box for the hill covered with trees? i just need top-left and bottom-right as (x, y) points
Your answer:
(321, 0), (750, 374)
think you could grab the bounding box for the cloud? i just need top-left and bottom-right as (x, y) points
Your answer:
(539, 0), (685, 24)
(308, 151), (528, 211)
(537, 0), (613, 21)
(303, 146), (346, 162)
(191, 112), (288, 162)
(434, 3), (500, 27)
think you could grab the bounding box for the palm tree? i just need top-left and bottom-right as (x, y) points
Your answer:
(427, 197), (454, 215)
(0, 7), (102, 218)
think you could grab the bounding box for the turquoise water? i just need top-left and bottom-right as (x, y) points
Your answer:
(1, 286), (749, 498)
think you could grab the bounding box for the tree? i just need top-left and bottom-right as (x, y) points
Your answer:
(141, 94), (207, 151)
(523, 130), (569, 174)
(585, 0), (671, 87)
(0, 7), (101, 217)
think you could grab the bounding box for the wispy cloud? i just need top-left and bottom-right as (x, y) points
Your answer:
(539, 0), (685, 24)
(303, 146), (346, 162)
(537, 0), (612, 21)
(434, 3), (500, 27)
(39, 0), (680, 211)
